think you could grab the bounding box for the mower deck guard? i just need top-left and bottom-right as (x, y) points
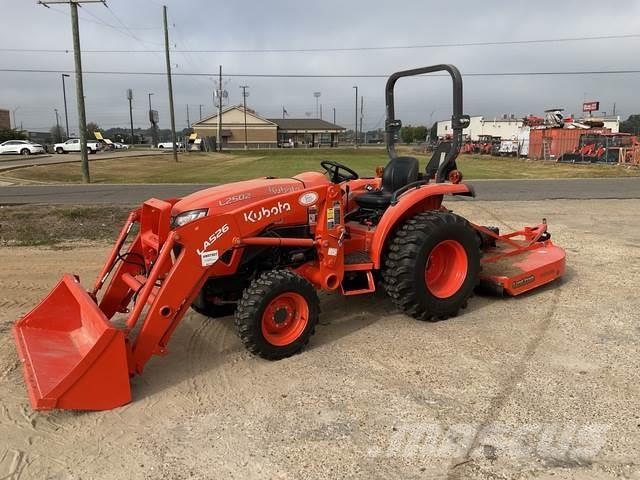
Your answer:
(13, 274), (131, 410)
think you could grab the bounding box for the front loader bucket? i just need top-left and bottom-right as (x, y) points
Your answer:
(13, 274), (131, 411)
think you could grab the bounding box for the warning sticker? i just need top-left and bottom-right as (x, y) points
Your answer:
(308, 205), (318, 225)
(327, 247), (338, 256)
(200, 250), (219, 267)
(332, 201), (341, 225)
(326, 207), (335, 229)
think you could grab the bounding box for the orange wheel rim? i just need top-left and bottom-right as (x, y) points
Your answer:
(261, 292), (309, 346)
(425, 240), (468, 298)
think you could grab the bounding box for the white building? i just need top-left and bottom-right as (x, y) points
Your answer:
(437, 115), (524, 141)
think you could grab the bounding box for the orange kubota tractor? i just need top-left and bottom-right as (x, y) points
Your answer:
(13, 65), (566, 411)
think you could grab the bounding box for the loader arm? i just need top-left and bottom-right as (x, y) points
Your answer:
(13, 180), (350, 410)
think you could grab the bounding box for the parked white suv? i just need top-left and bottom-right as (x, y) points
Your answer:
(0, 140), (45, 156)
(54, 139), (100, 154)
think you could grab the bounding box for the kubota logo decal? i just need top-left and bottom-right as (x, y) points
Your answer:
(243, 201), (291, 223)
(268, 185), (301, 194)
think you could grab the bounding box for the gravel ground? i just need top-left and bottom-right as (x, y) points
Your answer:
(0, 199), (639, 480)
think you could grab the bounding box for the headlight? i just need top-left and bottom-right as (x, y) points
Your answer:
(171, 208), (208, 228)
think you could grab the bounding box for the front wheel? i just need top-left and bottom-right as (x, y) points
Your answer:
(383, 211), (480, 321)
(235, 270), (319, 360)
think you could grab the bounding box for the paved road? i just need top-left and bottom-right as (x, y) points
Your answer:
(0, 177), (639, 205)
(0, 150), (163, 172)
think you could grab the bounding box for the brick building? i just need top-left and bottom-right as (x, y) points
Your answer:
(0, 109), (11, 130)
(192, 105), (344, 148)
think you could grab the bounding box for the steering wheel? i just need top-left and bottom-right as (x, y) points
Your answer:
(320, 160), (359, 183)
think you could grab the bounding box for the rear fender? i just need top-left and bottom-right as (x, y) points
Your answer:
(370, 183), (474, 268)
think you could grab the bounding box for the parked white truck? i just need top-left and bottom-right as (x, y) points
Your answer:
(54, 138), (101, 154)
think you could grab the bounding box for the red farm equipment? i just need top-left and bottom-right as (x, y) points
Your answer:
(558, 132), (637, 164)
(13, 65), (566, 410)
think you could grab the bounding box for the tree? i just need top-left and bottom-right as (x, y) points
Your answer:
(413, 125), (428, 142)
(85, 122), (103, 140)
(0, 129), (28, 143)
(49, 125), (63, 143)
(620, 115), (640, 135)
(400, 125), (415, 143)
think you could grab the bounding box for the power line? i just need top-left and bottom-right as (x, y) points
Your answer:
(1, 32), (639, 55)
(2, 67), (640, 78)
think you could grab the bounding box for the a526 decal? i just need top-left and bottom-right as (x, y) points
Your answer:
(197, 224), (229, 256)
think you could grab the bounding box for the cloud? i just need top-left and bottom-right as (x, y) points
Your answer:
(1, 0), (639, 133)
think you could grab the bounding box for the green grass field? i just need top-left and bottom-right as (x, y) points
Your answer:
(5, 148), (640, 184)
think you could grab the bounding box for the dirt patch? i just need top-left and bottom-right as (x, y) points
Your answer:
(0, 205), (132, 246)
(0, 200), (639, 479)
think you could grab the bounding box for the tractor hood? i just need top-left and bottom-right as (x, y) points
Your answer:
(172, 177), (309, 217)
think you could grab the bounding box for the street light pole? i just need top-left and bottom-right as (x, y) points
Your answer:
(313, 92), (321, 119)
(148, 92), (157, 146)
(352, 86), (358, 147)
(11, 107), (19, 130)
(127, 89), (134, 145)
(55, 108), (61, 142)
(62, 74), (70, 139)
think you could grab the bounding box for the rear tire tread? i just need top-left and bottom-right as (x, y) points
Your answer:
(382, 211), (480, 322)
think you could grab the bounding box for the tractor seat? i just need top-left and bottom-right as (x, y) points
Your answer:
(355, 156), (419, 209)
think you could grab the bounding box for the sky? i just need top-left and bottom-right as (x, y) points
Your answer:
(1, 0), (639, 134)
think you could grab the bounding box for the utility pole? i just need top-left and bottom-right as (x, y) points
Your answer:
(333, 107), (336, 125)
(55, 108), (61, 142)
(163, 5), (178, 162)
(62, 74), (70, 139)
(353, 86), (358, 147)
(199, 104), (203, 120)
(320, 104), (323, 120)
(360, 96), (364, 146)
(127, 89), (135, 144)
(217, 65), (222, 152)
(38, 0), (103, 183)
(186, 104), (190, 128)
(239, 85), (249, 149)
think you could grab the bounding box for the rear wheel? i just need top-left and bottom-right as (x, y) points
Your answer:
(20, 148), (30, 156)
(383, 211), (480, 321)
(235, 270), (319, 360)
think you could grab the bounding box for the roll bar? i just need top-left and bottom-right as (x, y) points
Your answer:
(384, 64), (470, 183)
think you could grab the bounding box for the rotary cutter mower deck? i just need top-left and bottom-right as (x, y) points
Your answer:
(13, 65), (566, 411)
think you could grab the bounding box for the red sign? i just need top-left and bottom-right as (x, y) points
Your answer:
(583, 101), (599, 112)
